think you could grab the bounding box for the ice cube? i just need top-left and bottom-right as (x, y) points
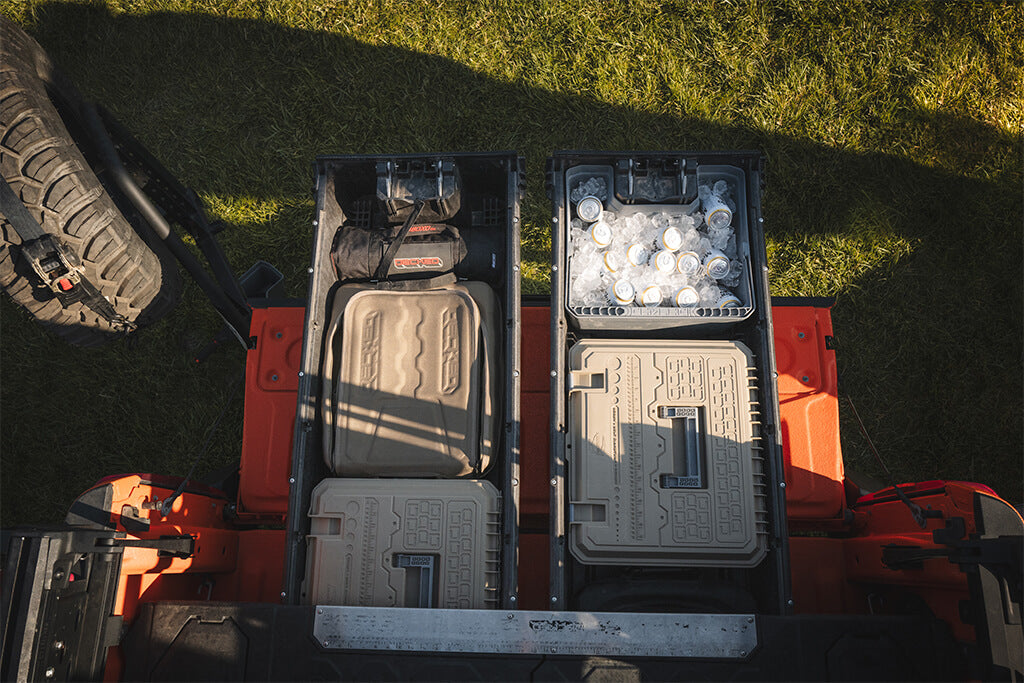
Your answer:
(571, 176), (608, 203)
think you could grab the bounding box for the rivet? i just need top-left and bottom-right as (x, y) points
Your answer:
(801, 376), (809, 382)
(45, 668), (54, 679)
(512, 370), (519, 377)
(323, 640), (330, 647)
(759, 217), (764, 223)
(298, 371), (305, 377)
(550, 370), (557, 377)
(513, 217), (519, 223)
(54, 641), (64, 650)
(276, 332), (283, 339)
(552, 217), (558, 223)
(740, 650), (747, 657)
(797, 332), (805, 339)
(507, 613), (515, 619)
(317, 608), (323, 614)
(280, 591), (287, 598)
(511, 478), (519, 486)
(271, 374), (279, 382)
(787, 599), (794, 606)
(747, 617), (754, 623)
(289, 477), (295, 484)
(550, 478), (558, 487)
(312, 220), (318, 226)
(779, 481), (786, 489)
(307, 267), (314, 274)
(550, 596), (557, 603)
(552, 265), (558, 271)
(512, 265), (519, 272)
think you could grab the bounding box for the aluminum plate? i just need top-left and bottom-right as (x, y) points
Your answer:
(313, 607), (757, 658)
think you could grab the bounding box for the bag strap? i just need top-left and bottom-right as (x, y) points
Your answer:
(373, 199), (425, 281)
(374, 272), (457, 291)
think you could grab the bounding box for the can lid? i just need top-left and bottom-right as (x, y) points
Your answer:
(707, 206), (732, 230)
(704, 253), (729, 279)
(674, 286), (699, 306)
(651, 250), (676, 273)
(660, 226), (683, 251)
(676, 251), (701, 274)
(611, 280), (634, 304)
(627, 244), (649, 267)
(637, 285), (662, 307)
(577, 196), (603, 223)
(590, 221), (612, 247)
(603, 251), (621, 273)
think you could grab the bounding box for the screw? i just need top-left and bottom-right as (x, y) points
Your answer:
(550, 370), (557, 377)
(312, 220), (318, 227)
(298, 371), (305, 377)
(507, 613), (515, 620)
(317, 608), (323, 614)
(550, 647), (556, 653)
(512, 370), (519, 377)
(779, 482), (786, 489)
(511, 478), (519, 486)
(513, 217), (519, 223)
(550, 478), (558, 487)
(54, 641), (64, 650)
(740, 650), (747, 657)
(552, 265), (558, 271)
(271, 374), (279, 382)
(551, 596), (558, 603)
(509, 595), (517, 602)
(759, 217), (764, 223)
(787, 599), (794, 606)
(289, 477), (295, 484)
(747, 617), (754, 624)
(307, 267), (314, 274)
(281, 591), (287, 598)
(552, 217), (558, 223)
(323, 640), (330, 647)
(513, 265), (519, 272)
(45, 668), (54, 679)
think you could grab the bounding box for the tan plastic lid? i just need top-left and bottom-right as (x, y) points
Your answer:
(567, 339), (767, 568)
(304, 478), (500, 609)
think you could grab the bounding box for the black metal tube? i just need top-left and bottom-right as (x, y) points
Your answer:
(80, 104), (251, 339)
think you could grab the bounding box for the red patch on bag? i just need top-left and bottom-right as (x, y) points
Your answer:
(393, 256), (444, 269)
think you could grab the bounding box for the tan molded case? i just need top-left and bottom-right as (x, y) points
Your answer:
(567, 339), (767, 567)
(304, 479), (500, 608)
(322, 282), (499, 477)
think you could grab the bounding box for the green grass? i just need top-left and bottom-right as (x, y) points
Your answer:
(1, 0), (1021, 524)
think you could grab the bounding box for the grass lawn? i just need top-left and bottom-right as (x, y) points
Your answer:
(1, 0), (1021, 524)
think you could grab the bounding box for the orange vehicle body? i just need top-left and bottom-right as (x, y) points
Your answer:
(71, 303), (1014, 680)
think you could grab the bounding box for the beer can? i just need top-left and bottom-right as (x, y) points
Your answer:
(626, 243), (649, 267)
(577, 196), (603, 223)
(673, 286), (700, 307)
(589, 220), (612, 247)
(715, 292), (741, 308)
(635, 284), (663, 307)
(676, 250), (701, 275)
(702, 194), (732, 230)
(649, 250), (676, 274)
(657, 226), (683, 252)
(602, 250), (622, 273)
(607, 280), (634, 306)
(703, 249), (730, 279)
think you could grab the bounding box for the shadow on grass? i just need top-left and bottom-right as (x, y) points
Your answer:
(1, 3), (1020, 524)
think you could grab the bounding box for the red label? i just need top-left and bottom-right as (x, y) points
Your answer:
(394, 256), (444, 269)
(408, 225), (439, 234)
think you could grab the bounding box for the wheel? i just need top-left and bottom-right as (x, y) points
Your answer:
(0, 17), (181, 346)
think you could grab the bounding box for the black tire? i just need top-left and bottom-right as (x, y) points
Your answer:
(0, 17), (180, 346)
